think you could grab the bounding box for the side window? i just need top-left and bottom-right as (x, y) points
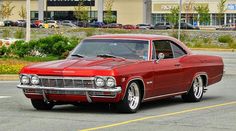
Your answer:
(171, 42), (187, 58)
(153, 40), (173, 59)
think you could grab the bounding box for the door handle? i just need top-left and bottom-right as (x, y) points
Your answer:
(174, 63), (181, 67)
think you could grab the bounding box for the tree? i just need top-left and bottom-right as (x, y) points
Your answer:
(195, 5), (210, 25)
(0, 1), (15, 20)
(104, 0), (116, 24)
(19, 5), (26, 20)
(184, 0), (195, 23)
(167, 6), (179, 26)
(74, 0), (89, 22)
(217, 0), (227, 25)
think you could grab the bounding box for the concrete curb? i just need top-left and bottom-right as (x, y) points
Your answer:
(191, 48), (235, 52)
(0, 75), (19, 81)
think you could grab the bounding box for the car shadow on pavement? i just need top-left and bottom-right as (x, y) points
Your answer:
(28, 95), (222, 114)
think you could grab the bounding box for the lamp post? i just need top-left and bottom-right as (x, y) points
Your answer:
(178, 0), (182, 40)
(26, 0), (31, 42)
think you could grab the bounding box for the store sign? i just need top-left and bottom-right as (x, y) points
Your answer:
(227, 4), (236, 10)
(153, 3), (208, 12)
(47, 0), (95, 6)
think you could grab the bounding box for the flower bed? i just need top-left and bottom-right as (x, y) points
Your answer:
(0, 59), (35, 74)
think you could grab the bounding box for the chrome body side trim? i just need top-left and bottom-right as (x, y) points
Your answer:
(143, 91), (187, 101)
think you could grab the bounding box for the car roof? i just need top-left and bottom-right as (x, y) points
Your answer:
(89, 34), (174, 40)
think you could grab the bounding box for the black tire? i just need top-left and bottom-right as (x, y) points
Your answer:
(31, 99), (54, 110)
(182, 76), (204, 102)
(116, 81), (141, 113)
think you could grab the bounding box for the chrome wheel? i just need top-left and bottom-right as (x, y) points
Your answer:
(193, 76), (203, 99)
(127, 82), (140, 110)
(181, 75), (205, 102)
(117, 81), (141, 113)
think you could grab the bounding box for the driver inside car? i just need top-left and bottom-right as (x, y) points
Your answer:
(135, 44), (148, 60)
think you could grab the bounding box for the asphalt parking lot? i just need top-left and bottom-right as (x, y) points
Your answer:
(0, 51), (235, 131)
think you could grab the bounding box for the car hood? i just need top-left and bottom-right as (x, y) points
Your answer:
(20, 58), (137, 76)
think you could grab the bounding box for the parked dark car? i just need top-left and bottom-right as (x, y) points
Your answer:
(103, 23), (123, 28)
(4, 20), (16, 26)
(16, 20), (26, 27)
(89, 21), (105, 28)
(136, 24), (154, 29)
(154, 22), (172, 29)
(74, 21), (90, 27)
(175, 22), (200, 30)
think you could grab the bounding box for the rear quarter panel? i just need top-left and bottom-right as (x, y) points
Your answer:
(181, 54), (224, 90)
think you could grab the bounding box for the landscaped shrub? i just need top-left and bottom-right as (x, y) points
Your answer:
(8, 41), (30, 58)
(2, 29), (11, 38)
(14, 29), (25, 39)
(4, 35), (80, 58)
(218, 35), (233, 43)
(0, 45), (8, 56)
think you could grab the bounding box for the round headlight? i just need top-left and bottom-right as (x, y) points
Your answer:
(106, 77), (116, 87)
(95, 77), (105, 87)
(31, 75), (39, 85)
(21, 75), (30, 85)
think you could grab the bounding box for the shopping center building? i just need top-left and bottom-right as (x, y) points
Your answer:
(1, 0), (236, 26)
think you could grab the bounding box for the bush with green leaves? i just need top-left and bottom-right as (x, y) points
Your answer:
(5, 35), (80, 58)
(8, 41), (30, 58)
(0, 45), (8, 56)
(14, 29), (25, 39)
(218, 35), (233, 43)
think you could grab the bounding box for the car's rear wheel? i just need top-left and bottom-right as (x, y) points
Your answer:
(31, 99), (54, 110)
(182, 76), (204, 102)
(117, 81), (141, 113)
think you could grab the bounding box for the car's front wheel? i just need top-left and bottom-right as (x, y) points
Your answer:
(182, 76), (204, 102)
(117, 81), (141, 113)
(31, 99), (54, 110)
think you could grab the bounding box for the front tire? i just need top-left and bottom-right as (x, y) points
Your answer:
(117, 81), (141, 113)
(182, 76), (204, 102)
(31, 99), (54, 110)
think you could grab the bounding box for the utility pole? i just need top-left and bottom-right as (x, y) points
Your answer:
(26, 0), (31, 42)
(178, 0), (182, 40)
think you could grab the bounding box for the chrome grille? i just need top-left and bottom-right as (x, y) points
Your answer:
(39, 76), (95, 88)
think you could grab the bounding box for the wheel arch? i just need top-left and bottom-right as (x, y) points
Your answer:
(187, 72), (208, 93)
(122, 77), (145, 102)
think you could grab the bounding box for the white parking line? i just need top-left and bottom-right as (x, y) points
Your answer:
(0, 96), (11, 99)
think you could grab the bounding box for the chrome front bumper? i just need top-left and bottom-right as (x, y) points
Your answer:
(17, 84), (122, 93)
(17, 84), (122, 102)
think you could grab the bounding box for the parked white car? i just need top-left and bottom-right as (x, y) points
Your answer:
(0, 21), (4, 27)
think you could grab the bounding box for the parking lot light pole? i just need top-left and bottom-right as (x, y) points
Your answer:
(26, 0), (31, 42)
(178, 0), (182, 40)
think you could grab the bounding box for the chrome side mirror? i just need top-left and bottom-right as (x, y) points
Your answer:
(153, 53), (165, 64)
(158, 53), (165, 60)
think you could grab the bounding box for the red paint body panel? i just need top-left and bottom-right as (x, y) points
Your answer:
(19, 34), (224, 103)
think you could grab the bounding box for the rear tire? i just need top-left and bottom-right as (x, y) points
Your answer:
(116, 81), (141, 113)
(31, 99), (54, 110)
(182, 76), (204, 102)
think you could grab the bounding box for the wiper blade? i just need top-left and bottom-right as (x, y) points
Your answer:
(71, 54), (84, 58)
(97, 54), (125, 59)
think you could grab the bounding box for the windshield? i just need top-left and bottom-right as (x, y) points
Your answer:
(70, 39), (149, 60)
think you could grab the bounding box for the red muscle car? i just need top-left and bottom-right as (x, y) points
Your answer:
(17, 34), (224, 113)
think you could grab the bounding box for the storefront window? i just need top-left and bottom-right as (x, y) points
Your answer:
(226, 13), (236, 25)
(212, 14), (224, 26)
